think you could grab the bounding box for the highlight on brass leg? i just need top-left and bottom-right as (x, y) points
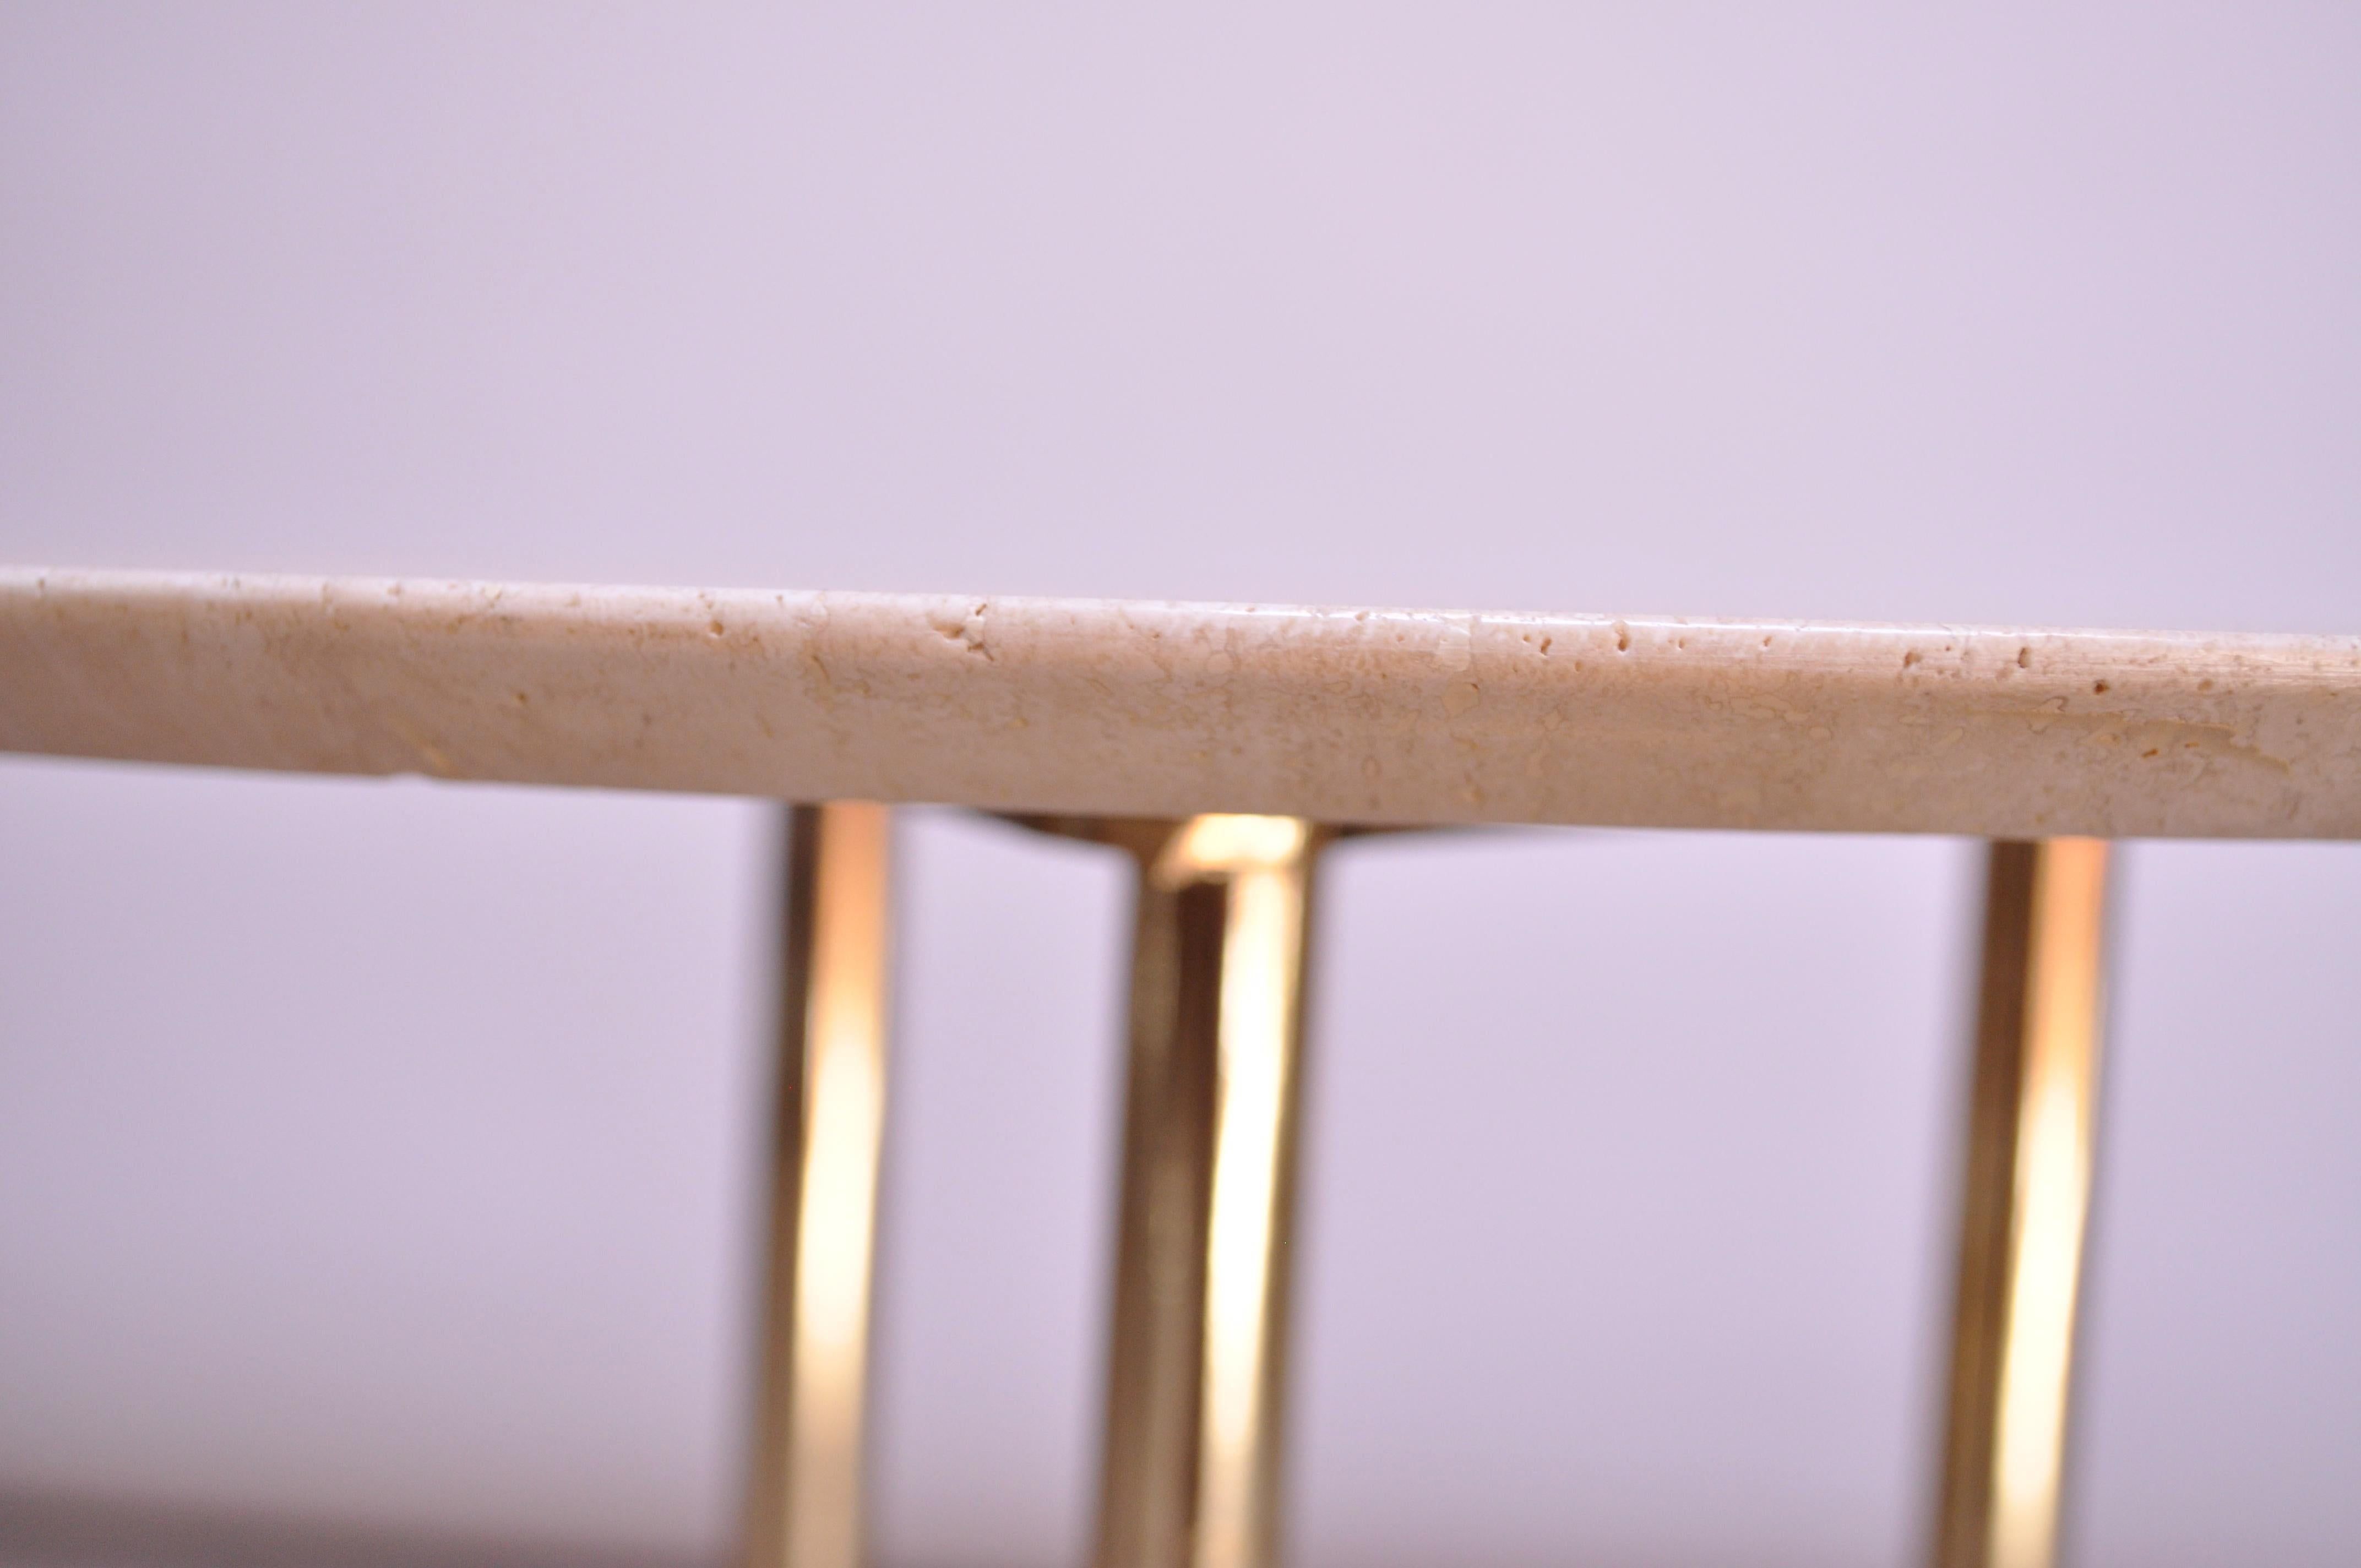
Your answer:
(1058, 813), (1326, 1568)
(1934, 838), (2111, 1568)
(744, 803), (893, 1568)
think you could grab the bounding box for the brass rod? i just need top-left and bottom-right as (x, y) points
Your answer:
(1933, 838), (2112, 1568)
(1094, 815), (1325, 1568)
(744, 803), (893, 1568)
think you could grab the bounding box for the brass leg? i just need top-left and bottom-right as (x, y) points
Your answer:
(1090, 815), (1326, 1568)
(744, 803), (894, 1568)
(1934, 839), (2112, 1568)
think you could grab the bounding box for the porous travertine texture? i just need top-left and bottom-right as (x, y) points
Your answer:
(3, 569), (2357, 838)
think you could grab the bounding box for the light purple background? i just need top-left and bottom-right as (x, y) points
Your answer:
(3, 6), (2357, 1566)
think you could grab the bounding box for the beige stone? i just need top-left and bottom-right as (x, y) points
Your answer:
(2, 568), (2357, 839)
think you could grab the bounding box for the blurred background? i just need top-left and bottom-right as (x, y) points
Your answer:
(2, 5), (2357, 1565)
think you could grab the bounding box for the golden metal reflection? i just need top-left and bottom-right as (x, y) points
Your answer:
(1934, 838), (2111, 1568)
(1029, 813), (1324, 1568)
(744, 803), (893, 1568)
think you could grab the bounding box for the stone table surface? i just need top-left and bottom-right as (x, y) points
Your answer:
(4, 568), (2357, 839)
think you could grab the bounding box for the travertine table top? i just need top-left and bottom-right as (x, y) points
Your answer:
(3, 568), (2356, 839)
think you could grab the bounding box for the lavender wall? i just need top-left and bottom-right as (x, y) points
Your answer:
(4, 7), (2357, 1565)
